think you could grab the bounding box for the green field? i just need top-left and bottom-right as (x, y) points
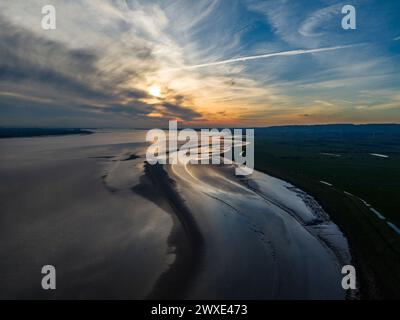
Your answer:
(254, 124), (400, 299)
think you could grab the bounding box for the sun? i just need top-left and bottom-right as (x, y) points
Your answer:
(148, 85), (161, 98)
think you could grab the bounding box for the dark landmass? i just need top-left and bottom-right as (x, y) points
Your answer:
(0, 128), (93, 138)
(254, 124), (400, 299)
(259, 123), (400, 133)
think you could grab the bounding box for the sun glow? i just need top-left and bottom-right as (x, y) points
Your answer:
(149, 85), (161, 97)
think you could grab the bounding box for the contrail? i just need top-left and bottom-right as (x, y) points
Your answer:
(163, 44), (362, 72)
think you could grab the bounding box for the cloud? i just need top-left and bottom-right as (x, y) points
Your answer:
(0, 8), (203, 126)
(298, 4), (342, 37)
(0, 0), (399, 127)
(157, 102), (202, 120)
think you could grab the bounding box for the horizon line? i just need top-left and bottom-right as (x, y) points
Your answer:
(2, 122), (399, 130)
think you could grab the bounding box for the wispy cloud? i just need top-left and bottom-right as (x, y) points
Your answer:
(298, 4), (342, 37)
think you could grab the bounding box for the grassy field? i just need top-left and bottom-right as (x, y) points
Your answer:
(254, 124), (400, 299)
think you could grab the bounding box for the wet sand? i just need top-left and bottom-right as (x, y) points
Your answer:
(0, 130), (352, 299)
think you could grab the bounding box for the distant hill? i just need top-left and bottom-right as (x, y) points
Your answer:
(0, 128), (93, 138)
(256, 123), (400, 133)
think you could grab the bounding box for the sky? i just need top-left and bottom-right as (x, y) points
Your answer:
(0, 0), (399, 128)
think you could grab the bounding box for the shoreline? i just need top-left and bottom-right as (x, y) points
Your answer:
(254, 164), (400, 299)
(137, 158), (351, 299)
